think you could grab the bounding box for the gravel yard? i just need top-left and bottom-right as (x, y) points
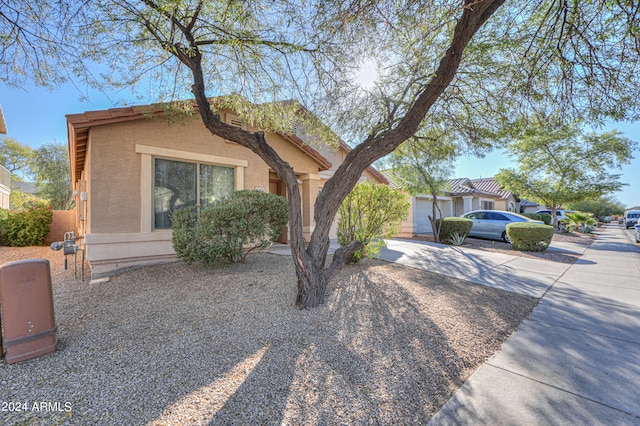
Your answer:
(1, 246), (537, 425)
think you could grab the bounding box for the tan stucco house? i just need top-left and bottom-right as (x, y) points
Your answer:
(0, 104), (9, 209)
(66, 102), (389, 278)
(0, 104), (7, 135)
(0, 165), (9, 210)
(394, 176), (520, 234)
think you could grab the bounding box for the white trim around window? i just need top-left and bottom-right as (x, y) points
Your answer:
(136, 144), (248, 233)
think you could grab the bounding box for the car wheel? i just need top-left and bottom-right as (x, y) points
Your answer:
(501, 231), (510, 243)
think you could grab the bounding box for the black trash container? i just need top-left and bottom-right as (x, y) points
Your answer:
(0, 258), (58, 364)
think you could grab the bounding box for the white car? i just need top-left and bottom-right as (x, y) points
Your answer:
(635, 223), (640, 243)
(462, 210), (543, 243)
(535, 209), (573, 225)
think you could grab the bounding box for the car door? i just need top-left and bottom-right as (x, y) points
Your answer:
(466, 212), (487, 237)
(484, 212), (509, 240)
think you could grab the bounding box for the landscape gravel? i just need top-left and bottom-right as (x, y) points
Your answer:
(0, 246), (538, 425)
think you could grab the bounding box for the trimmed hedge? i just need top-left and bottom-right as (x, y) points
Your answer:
(506, 222), (554, 252)
(522, 212), (552, 226)
(435, 217), (473, 244)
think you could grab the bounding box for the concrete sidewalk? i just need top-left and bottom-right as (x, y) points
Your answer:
(377, 236), (586, 298)
(427, 224), (640, 425)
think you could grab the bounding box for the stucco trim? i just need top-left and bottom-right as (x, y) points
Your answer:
(136, 144), (248, 233)
(135, 144), (249, 168)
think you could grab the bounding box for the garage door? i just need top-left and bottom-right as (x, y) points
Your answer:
(415, 198), (433, 234)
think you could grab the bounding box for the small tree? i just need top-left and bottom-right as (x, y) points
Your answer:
(337, 183), (410, 262)
(496, 116), (636, 226)
(31, 142), (74, 210)
(390, 131), (457, 243)
(0, 137), (33, 179)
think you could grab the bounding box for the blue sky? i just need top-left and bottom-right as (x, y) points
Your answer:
(1, 82), (638, 208)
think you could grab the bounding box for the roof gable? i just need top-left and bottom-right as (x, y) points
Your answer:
(66, 101), (333, 184)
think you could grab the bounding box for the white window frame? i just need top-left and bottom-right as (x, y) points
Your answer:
(136, 144), (247, 233)
(480, 199), (495, 210)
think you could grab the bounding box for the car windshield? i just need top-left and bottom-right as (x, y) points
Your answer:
(508, 212), (536, 221)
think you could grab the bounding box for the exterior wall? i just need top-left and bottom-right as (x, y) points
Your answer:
(0, 165), (10, 210)
(82, 115), (325, 278)
(494, 196), (519, 212)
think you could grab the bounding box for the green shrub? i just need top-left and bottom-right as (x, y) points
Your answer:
(435, 217), (473, 244)
(338, 182), (410, 262)
(506, 222), (554, 252)
(0, 202), (53, 246)
(171, 190), (288, 266)
(565, 212), (597, 233)
(522, 212), (552, 225)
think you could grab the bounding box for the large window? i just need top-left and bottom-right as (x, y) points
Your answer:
(481, 200), (495, 210)
(154, 158), (235, 229)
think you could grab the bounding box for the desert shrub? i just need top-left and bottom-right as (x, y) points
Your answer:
(435, 217), (473, 244)
(506, 222), (554, 252)
(448, 232), (467, 246)
(565, 212), (597, 233)
(338, 182), (410, 262)
(171, 190), (288, 266)
(0, 202), (53, 246)
(522, 212), (552, 225)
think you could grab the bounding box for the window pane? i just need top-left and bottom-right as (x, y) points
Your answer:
(200, 164), (235, 208)
(481, 201), (495, 210)
(154, 159), (196, 229)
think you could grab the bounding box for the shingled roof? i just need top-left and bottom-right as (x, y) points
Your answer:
(468, 177), (519, 201)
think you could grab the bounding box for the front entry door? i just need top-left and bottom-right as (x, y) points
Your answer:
(269, 179), (288, 243)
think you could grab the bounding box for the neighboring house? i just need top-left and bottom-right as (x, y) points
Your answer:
(11, 181), (37, 195)
(389, 176), (520, 235)
(0, 104), (7, 134)
(520, 198), (542, 213)
(0, 165), (9, 210)
(66, 102), (389, 278)
(1, 105), (9, 209)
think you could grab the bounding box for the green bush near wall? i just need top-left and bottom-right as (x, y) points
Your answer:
(506, 222), (554, 252)
(171, 190), (288, 266)
(0, 202), (53, 246)
(435, 217), (473, 244)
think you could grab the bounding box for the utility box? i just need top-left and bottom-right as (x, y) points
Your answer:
(0, 259), (58, 364)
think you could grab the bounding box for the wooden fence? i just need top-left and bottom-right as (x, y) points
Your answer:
(46, 210), (77, 244)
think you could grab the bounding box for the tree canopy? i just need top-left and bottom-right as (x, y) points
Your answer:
(496, 116), (636, 219)
(3, 0), (640, 306)
(566, 195), (627, 220)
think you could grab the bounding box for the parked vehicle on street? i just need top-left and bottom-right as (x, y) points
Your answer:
(535, 209), (573, 226)
(635, 223), (640, 243)
(624, 210), (640, 229)
(462, 210), (544, 243)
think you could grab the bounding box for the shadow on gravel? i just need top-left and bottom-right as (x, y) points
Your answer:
(0, 252), (537, 425)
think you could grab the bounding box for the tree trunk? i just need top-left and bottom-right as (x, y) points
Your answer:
(170, 0), (504, 308)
